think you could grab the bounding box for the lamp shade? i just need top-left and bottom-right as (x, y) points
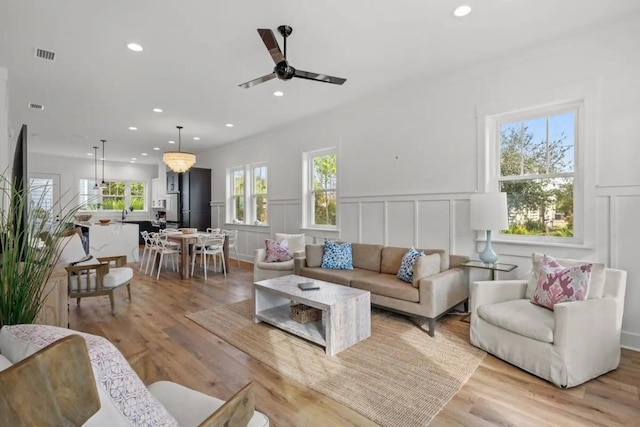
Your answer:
(470, 192), (508, 231)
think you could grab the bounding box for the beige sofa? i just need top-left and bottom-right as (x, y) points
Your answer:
(294, 243), (469, 336)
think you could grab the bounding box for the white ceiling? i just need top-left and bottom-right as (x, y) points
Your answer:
(1, 0), (639, 164)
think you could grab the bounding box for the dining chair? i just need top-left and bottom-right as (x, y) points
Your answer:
(160, 228), (181, 251)
(191, 234), (226, 280)
(139, 231), (154, 272)
(144, 232), (159, 275)
(206, 227), (220, 234)
(223, 229), (240, 267)
(149, 234), (180, 280)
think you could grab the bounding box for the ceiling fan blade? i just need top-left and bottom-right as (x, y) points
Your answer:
(257, 29), (285, 64)
(238, 73), (277, 89)
(293, 70), (346, 85)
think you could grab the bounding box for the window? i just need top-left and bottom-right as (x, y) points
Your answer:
(227, 164), (268, 225)
(304, 149), (337, 228)
(78, 180), (146, 211)
(252, 165), (268, 224)
(497, 108), (576, 238)
(230, 168), (245, 222)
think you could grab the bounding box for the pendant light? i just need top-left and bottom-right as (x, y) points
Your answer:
(100, 139), (107, 188)
(92, 146), (99, 189)
(163, 125), (196, 173)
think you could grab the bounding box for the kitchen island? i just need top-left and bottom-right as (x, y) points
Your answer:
(77, 222), (140, 263)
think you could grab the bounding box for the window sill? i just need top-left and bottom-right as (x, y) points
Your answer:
(300, 227), (340, 234)
(478, 237), (593, 251)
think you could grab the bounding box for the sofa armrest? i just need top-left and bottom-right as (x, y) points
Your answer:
(254, 248), (266, 265)
(294, 257), (306, 276)
(97, 255), (127, 267)
(470, 280), (528, 314)
(449, 254), (469, 269)
(417, 267), (468, 318)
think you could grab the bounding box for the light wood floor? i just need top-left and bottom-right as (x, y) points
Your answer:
(70, 260), (640, 427)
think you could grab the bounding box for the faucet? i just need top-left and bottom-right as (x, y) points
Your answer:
(121, 209), (128, 220)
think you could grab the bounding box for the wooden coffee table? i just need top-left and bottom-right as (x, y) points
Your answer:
(253, 274), (371, 356)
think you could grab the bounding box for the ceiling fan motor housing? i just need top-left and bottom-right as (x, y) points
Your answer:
(275, 61), (296, 80)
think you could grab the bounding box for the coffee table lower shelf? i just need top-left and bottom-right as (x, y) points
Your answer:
(255, 305), (326, 347)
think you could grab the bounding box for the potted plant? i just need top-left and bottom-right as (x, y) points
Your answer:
(0, 174), (80, 327)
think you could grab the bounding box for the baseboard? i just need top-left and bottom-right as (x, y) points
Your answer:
(621, 331), (640, 352)
(229, 257), (253, 270)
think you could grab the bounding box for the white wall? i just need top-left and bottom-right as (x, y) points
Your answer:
(197, 18), (640, 350)
(28, 153), (158, 220)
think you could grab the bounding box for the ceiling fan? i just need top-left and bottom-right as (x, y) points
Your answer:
(239, 25), (346, 89)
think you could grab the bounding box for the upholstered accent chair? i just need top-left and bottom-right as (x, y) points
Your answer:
(470, 264), (627, 388)
(253, 233), (306, 282)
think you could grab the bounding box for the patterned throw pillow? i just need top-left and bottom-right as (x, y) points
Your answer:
(531, 255), (592, 310)
(397, 247), (425, 283)
(321, 241), (354, 270)
(264, 239), (293, 262)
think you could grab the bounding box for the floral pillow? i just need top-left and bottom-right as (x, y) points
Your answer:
(264, 239), (293, 262)
(397, 247), (425, 283)
(321, 241), (354, 270)
(531, 255), (592, 310)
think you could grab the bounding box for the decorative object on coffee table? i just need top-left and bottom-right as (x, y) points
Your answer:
(290, 304), (322, 323)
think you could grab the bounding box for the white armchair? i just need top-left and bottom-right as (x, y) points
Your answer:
(253, 233), (305, 282)
(470, 267), (627, 388)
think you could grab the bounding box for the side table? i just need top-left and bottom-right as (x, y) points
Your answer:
(461, 260), (517, 280)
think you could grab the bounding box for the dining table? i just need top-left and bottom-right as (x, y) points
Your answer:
(166, 232), (229, 280)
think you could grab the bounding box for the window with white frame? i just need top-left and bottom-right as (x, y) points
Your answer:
(227, 164), (268, 225)
(495, 105), (578, 239)
(252, 165), (268, 224)
(304, 149), (337, 228)
(78, 180), (146, 211)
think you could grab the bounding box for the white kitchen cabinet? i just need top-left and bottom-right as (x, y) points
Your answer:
(150, 178), (165, 208)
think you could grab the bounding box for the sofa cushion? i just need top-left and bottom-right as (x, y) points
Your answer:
(526, 252), (606, 300)
(351, 274), (420, 302)
(531, 255), (591, 310)
(396, 247), (425, 283)
(257, 259), (295, 271)
(69, 267), (133, 291)
(424, 249), (448, 271)
(412, 253), (441, 287)
(305, 245), (324, 268)
(149, 381), (269, 427)
(56, 233), (87, 265)
(381, 247), (410, 275)
(300, 267), (377, 287)
(478, 299), (555, 343)
(264, 239), (293, 262)
(351, 243), (383, 272)
(0, 324), (179, 426)
(321, 241), (353, 270)
(275, 233), (305, 254)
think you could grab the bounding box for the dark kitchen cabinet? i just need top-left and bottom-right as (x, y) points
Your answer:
(166, 172), (179, 193)
(166, 168), (211, 231)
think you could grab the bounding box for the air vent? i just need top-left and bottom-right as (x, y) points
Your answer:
(35, 48), (56, 62)
(28, 103), (44, 110)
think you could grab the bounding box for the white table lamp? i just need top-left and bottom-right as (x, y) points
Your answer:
(470, 192), (508, 264)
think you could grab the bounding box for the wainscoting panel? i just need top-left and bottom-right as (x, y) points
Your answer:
(284, 203), (302, 233)
(614, 195), (640, 346)
(387, 201), (414, 247)
(595, 196), (610, 265)
(269, 203), (286, 236)
(453, 199), (474, 257)
(339, 202), (360, 244)
(416, 200), (450, 252)
(360, 202), (385, 244)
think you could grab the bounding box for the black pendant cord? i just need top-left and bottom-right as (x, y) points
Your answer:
(177, 125), (183, 153)
(101, 139), (106, 186)
(93, 146), (99, 188)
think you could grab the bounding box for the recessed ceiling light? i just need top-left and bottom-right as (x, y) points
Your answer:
(87, 153), (93, 156)
(453, 5), (472, 17)
(273, 91), (284, 97)
(153, 108), (163, 113)
(193, 136), (200, 140)
(131, 157), (137, 161)
(128, 126), (138, 131)
(225, 123), (234, 128)
(168, 140), (175, 144)
(141, 152), (148, 156)
(130, 160), (136, 163)
(127, 43), (143, 52)
(153, 147), (160, 150)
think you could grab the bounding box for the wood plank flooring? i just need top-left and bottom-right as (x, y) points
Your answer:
(70, 260), (640, 426)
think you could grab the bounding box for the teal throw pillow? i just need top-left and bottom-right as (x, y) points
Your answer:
(321, 241), (354, 270)
(397, 247), (425, 283)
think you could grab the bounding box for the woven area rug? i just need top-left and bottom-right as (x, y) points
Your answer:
(187, 300), (485, 426)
